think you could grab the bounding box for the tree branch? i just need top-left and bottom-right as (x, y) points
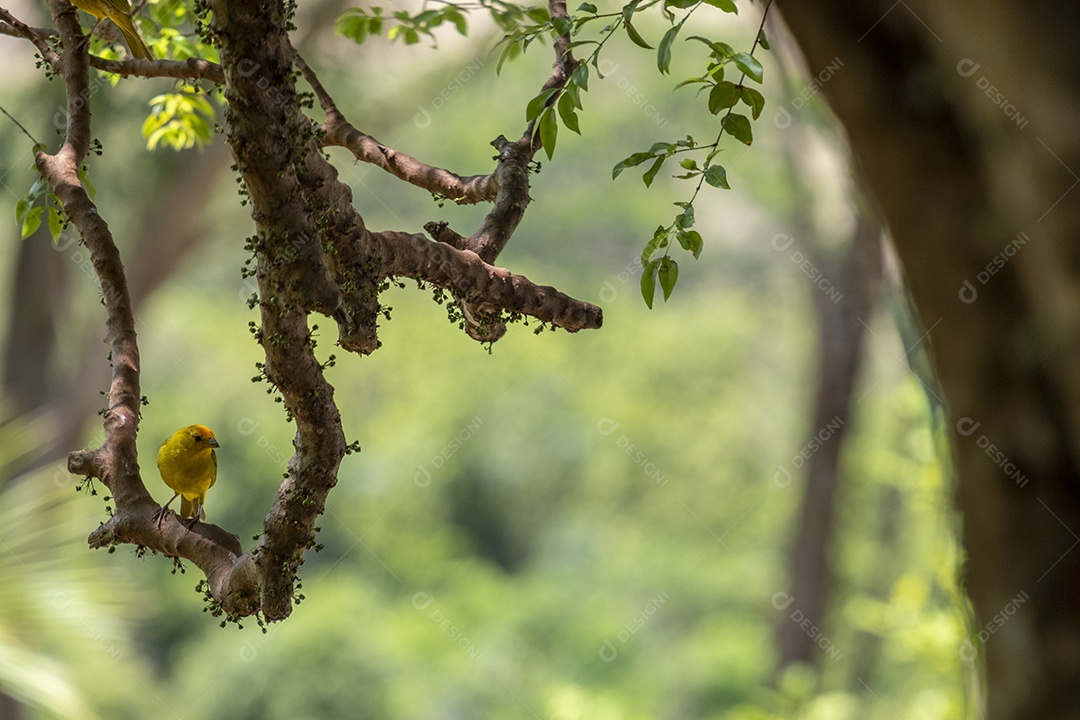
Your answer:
(27, 0), (600, 624)
(375, 230), (603, 332)
(0, 7), (61, 66)
(90, 56), (225, 83)
(294, 52), (498, 204)
(215, 0), (347, 621)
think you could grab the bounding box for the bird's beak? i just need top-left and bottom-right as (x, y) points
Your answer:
(208, 438), (220, 448)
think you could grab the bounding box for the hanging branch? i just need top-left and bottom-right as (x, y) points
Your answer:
(15, 0), (602, 623)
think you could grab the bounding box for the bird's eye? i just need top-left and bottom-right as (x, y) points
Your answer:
(193, 434), (202, 442)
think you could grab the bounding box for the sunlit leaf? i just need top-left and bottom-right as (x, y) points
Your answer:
(731, 51), (764, 83)
(704, 0), (737, 12)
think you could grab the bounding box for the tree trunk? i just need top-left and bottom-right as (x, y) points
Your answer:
(778, 206), (883, 669)
(778, 2), (1080, 717)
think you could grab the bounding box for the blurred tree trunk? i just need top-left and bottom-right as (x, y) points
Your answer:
(778, 2), (1080, 717)
(778, 204), (883, 668)
(2, 226), (68, 416)
(2, 145), (231, 472)
(771, 42), (885, 671)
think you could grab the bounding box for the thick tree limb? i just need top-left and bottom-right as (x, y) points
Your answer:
(22, 0), (600, 624)
(1, 6), (225, 82)
(89, 56), (225, 83)
(375, 230), (602, 332)
(35, 0), (252, 615)
(295, 52), (498, 204)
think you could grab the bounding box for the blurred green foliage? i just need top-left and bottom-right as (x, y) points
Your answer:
(0, 3), (971, 719)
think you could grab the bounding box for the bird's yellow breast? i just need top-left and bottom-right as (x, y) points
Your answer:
(157, 425), (218, 499)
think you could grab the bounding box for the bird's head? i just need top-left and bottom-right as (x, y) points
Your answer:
(179, 424), (219, 452)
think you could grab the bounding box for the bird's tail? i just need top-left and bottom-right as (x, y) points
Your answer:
(113, 15), (152, 60)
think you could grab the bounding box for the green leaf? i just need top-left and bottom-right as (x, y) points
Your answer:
(657, 25), (679, 74)
(721, 113), (753, 145)
(641, 259), (659, 309)
(642, 155), (665, 187)
(494, 35), (522, 75)
(756, 28), (770, 50)
(77, 167), (95, 198)
(731, 52), (764, 83)
(708, 81), (739, 114)
(740, 86), (765, 119)
(538, 106), (558, 160)
(572, 62), (589, 90)
(553, 16), (573, 34)
(658, 257), (679, 300)
(526, 87), (558, 121)
(673, 76), (705, 91)
(557, 92), (581, 133)
(704, 0), (738, 11)
(677, 229), (704, 258)
(26, 177), (46, 201)
(679, 157), (698, 170)
(14, 198), (29, 226)
(526, 7), (550, 23)
(444, 8), (467, 35)
(21, 206), (42, 239)
(334, 10), (372, 44)
(704, 164), (730, 188)
(624, 19), (653, 49)
(578, 2), (598, 13)
(642, 225), (669, 265)
(47, 206), (64, 240)
(675, 205), (694, 229)
(687, 36), (734, 58)
(613, 151), (656, 179)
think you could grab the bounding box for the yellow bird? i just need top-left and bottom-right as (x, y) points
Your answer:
(156, 424), (219, 528)
(70, 0), (153, 61)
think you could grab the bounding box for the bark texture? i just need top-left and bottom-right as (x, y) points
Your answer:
(778, 2), (1080, 717)
(17, 0), (598, 623)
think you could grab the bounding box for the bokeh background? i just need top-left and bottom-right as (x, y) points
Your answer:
(0, 2), (972, 718)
